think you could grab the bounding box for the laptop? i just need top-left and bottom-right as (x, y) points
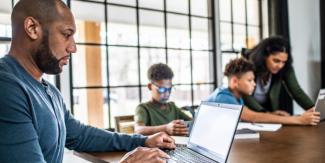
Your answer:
(315, 89), (325, 121)
(166, 101), (243, 163)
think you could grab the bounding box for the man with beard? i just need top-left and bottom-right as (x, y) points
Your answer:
(0, 0), (175, 163)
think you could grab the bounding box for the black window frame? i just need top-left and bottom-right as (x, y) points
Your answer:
(68, 0), (218, 129)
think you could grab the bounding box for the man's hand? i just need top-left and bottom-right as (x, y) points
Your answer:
(145, 132), (176, 149)
(297, 108), (320, 125)
(272, 110), (290, 117)
(165, 120), (188, 136)
(120, 147), (169, 163)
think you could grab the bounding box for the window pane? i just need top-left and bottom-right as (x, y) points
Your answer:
(0, 1), (12, 38)
(192, 51), (213, 83)
(247, 27), (260, 49)
(108, 0), (136, 6)
(87, 0), (105, 2)
(140, 48), (166, 85)
(221, 53), (240, 84)
(73, 89), (109, 128)
(191, 0), (211, 17)
(170, 85), (192, 107)
(233, 24), (246, 50)
(139, 10), (165, 47)
(71, 1), (105, 44)
(219, 0), (231, 21)
(233, 0), (246, 24)
(247, 0), (260, 26)
(0, 44), (10, 56)
(141, 86), (151, 102)
(220, 22), (232, 50)
(72, 45), (107, 87)
(139, 0), (164, 10)
(167, 14), (190, 49)
(194, 84), (214, 105)
(167, 50), (191, 84)
(191, 17), (212, 50)
(166, 0), (189, 14)
(109, 47), (138, 86)
(107, 5), (137, 45)
(0, 24), (11, 38)
(0, 1), (12, 15)
(110, 87), (139, 128)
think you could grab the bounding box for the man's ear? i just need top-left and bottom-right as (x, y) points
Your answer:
(147, 83), (152, 90)
(24, 17), (42, 40)
(233, 76), (240, 88)
(229, 76), (239, 86)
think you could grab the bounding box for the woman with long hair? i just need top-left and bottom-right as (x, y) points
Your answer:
(243, 36), (316, 117)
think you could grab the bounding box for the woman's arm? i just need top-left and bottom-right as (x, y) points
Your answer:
(241, 106), (320, 125)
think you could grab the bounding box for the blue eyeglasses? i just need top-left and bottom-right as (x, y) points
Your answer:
(152, 82), (174, 94)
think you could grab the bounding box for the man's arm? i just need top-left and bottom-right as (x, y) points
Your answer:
(0, 76), (46, 163)
(63, 105), (147, 152)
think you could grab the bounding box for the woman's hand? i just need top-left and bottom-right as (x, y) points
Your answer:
(296, 108), (320, 125)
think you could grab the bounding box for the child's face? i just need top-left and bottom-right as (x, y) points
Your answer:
(236, 71), (256, 96)
(149, 79), (173, 103)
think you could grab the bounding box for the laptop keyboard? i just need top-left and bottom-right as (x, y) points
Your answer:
(165, 146), (218, 163)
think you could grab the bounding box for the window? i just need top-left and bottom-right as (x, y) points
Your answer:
(219, 0), (264, 84)
(0, 1), (13, 58)
(69, 0), (216, 129)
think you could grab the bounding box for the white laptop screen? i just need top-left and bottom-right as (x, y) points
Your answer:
(188, 103), (241, 161)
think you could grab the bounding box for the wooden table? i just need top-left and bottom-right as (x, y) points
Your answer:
(74, 122), (325, 163)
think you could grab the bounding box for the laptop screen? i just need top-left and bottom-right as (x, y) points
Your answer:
(188, 102), (242, 162)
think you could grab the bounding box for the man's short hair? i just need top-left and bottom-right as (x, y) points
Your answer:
(147, 63), (174, 82)
(224, 58), (255, 78)
(11, 0), (68, 32)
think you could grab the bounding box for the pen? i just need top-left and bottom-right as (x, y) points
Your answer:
(251, 122), (264, 127)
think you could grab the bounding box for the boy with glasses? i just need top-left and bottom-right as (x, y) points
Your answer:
(135, 63), (192, 136)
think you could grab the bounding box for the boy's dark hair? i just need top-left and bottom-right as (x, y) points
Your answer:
(148, 63), (174, 82)
(224, 58), (255, 78)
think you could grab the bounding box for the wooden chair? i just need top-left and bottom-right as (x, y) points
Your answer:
(114, 115), (135, 134)
(180, 105), (199, 118)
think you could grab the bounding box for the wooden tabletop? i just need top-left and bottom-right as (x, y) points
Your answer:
(74, 122), (325, 163)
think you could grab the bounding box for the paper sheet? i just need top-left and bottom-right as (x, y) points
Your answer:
(237, 122), (282, 132)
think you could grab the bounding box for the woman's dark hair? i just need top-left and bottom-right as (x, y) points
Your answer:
(224, 58), (255, 78)
(147, 63), (174, 82)
(245, 36), (293, 79)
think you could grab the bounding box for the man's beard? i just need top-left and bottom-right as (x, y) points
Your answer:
(32, 30), (63, 75)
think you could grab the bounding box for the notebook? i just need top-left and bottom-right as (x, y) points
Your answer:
(235, 128), (260, 139)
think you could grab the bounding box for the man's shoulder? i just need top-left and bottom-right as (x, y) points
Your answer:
(0, 56), (24, 84)
(0, 70), (24, 87)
